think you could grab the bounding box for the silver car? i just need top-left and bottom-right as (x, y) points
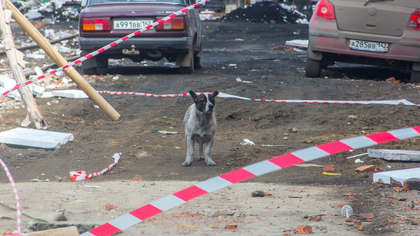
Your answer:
(306, 0), (420, 83)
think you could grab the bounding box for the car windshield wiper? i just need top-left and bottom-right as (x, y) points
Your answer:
(364, 0), (393, 6)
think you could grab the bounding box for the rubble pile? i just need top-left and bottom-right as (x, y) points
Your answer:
(221, 2), (308, 24)
(11, 0), (81, 23)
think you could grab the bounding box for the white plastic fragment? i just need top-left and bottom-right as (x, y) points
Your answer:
(240, 139), (255, 146)
(156, 128), (178, 135)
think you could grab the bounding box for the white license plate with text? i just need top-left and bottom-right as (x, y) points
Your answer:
(113, 19), (153, 29)
(349, 40), (388, 52)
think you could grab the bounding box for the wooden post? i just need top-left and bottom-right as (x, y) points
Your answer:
(6, 0), (121, 121)
(0, 0), (47, 129)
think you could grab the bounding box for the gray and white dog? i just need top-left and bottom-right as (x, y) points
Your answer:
(183, 90), (219, 166)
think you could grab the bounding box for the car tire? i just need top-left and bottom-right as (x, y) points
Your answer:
(180, 50), (194, 74)
(410, 69), (420, 84)
(194, 45), (202, 69)
(305, 56), (322, 77)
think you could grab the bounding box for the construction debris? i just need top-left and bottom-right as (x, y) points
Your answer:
(368, 149), (420, 161)
(373, 167), (420, 185)
(0, 127), (74, 149)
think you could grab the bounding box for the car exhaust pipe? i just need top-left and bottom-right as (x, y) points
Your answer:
(388, 60), (398, 66)
(147, 50), (163, 59)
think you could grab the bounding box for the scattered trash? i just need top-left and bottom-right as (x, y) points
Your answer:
(225, 224), (237, 229)
(288, 127), (298, 133)
(261, 144), (285, 147)
(323, 165), (334, 172)
(322, 172), (341, 176)
(251, 191), (271, 197)
(368, 149), (420, 161)
(341, 205), (353, 218)
(373, 167), (420, 185)
(228, 64), (237, 67)
(285, 39), (308, 49)
(240, 139), (255, 146)
(84, 185), (102, 189)
(355, 165), (383, 173)
(386, 77), (401, 84)
(309, 215), (322, 221)
(173, 225), (199, 228)
(26, 53), (45, 59)
(346, 152), (368, 159)
(354, 158), (364, 164)
(132, 178), (143, 181)
(295, 225), (312, 234)
(235, 77), (253, 84)
(112, 76), (119, 81)
(105, 203), (118, 211)
(156, 128), (178, 135)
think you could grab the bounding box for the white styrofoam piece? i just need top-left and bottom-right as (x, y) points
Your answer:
(40, 91), (53, 98)
(0, 127), (74, 149)
(372, 167), (420, 185)
(29, 84), (46, 97)
(51, 90), (89, 99)
(285, 39), (309, 49)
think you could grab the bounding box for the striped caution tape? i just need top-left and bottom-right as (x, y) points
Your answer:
(0, 0), (209, 100)
(0, 158), (21, 233)
(97, 90), (418, 106)
(70, 153), (121, 181)
(81, 126), (420, 236)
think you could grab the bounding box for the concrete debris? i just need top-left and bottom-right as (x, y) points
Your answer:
(51, 89), (89, 99)
(368, 148), (420, 161)
(403, 178), (420, 191)
(0, 127), (74, 149)
(373, 167), (420, 185)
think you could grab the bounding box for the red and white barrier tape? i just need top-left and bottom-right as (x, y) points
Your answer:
(0, 158), (21, 233)
(0, 0), (208, 100)
(70, 153), (121, 181)
(81, 126), (420, 236)
(97, 90), (418, 106)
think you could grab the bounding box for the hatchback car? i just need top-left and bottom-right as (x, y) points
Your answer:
(306, 0), (420, 83)
(78, 0), (202, 74)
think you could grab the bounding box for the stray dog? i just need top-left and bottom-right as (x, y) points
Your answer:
(183, 90), (219, 166)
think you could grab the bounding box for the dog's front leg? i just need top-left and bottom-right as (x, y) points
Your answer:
(183, 138), (195, 166)
(204, 139), (216, 166)
(198, 141), (205, 161)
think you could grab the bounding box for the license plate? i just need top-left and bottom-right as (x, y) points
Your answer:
(113, 19), (153, 29)
(349, 40), (388, 52)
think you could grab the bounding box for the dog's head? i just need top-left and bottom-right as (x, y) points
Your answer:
(189, 90), (219, 113)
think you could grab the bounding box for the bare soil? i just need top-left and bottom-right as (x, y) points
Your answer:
(1, 20), (420, 235)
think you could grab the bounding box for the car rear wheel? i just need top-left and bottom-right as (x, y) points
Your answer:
(410, 69), (420, 84)
(305, 56), (322, 77)
(194, 45), (202, 69)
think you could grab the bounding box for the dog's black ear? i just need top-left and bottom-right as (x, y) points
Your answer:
(212, 91), (219, 98)
(189, 91), (197, 101)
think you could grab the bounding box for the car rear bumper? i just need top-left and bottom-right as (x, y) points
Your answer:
(79, 36), (193, 51)
(308, 17), (420, 62)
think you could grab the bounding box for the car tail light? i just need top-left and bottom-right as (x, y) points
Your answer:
(156, 17), (184, 30)
(83, 18), (110, 31)
(407, 10), (420, 28)
(316, 0), (335, 20)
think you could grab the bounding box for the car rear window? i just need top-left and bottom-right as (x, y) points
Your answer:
(88, 0), (186, 6)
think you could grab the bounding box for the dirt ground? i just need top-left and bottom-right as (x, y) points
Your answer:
(1, 18), (420, 235)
